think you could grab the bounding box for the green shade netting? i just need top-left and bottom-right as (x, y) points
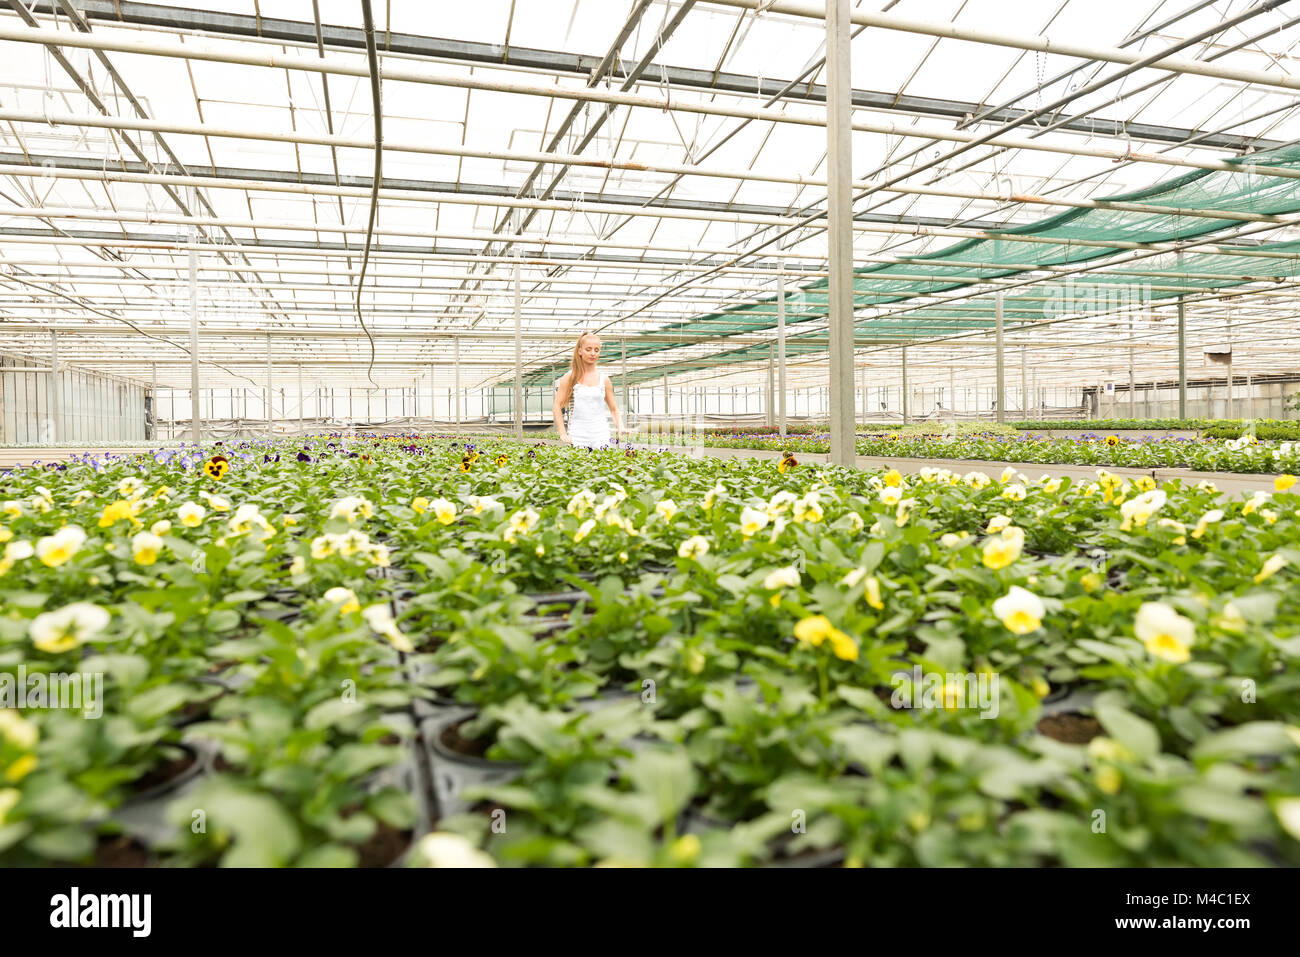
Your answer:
(519, 142), (1300, 386)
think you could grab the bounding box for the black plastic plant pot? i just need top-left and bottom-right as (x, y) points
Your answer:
(108, 741), (216, 849)
(419, 711), (523, 818)
(362, 757), (429, 869)
(1037, 687), (1099, 718)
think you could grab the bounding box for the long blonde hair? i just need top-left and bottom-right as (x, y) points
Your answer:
(558, 332), (600, 410)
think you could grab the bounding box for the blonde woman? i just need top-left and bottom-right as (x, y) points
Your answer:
(553, 332), (623, 447)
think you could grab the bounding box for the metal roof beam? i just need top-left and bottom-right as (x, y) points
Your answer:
(17, 0), (1281, 152)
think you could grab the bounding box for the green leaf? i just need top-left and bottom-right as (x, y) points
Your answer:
(172, 779), (300, 867)
(621, 747), (695, 823)
(303, 697), (366, 730)
(205, 608), (242, 632)
(81, 654), (149, 689)
(295, 844), (360, 868)
(24, 825), (95, 861)
(367, 789), (416, 830)
(126, 683), (193, 722)
(1095, 703), (1161, 763)
(1192, 722), (1295, 762)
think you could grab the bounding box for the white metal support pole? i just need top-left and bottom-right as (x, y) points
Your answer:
(1177, 298), (1187, 419)
(948, 365), (956, 416)
(663, 374), (669, 417)
(1126, 314), (1135, 418)
(429, 363), (435, 430)
(513, 252), (523, 438)
(48, 330), (58, 443)
(1247, 372), (1254, 419)
(454, 338), (461, 431)
(1226, 353), (1234, 421)
(826, 0), (855, 467)
(777, 263), (788, 436)
(298, 362), (304, 435)
(766, 349), (775, 428)
(1021, 346), (1028, 418)
(265, 333), (273, 436)
(189, 237), (200, 444)
(995, 291), (1006, 424)
(621, 339), (629, 419)
(901, 346), (909, 425)
(150, 361), (157, 441)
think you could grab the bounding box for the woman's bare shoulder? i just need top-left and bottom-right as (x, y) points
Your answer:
(555, 370), (573, 385)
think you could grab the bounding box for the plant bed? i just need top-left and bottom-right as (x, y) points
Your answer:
(419, 711), (524, 818)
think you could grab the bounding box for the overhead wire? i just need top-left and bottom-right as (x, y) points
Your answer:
(357, 0), (383, 389)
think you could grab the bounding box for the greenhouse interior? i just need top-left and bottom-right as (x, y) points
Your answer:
(0, 0), (1298, 888)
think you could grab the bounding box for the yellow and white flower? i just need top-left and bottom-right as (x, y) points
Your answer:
(879, 486), (903, 507)
(1119, 489), (1167, 529)
(793, 615), (858, 662)
(30, 601), (110, 653)
(413, 832), (496, 868)
(986, 514), (1013, 534)
(678, 535), (710, 560)
(466, 495), (500, 516)
(330, 496), (375, 523)
(1001, 483), (1027, 502)
(982, 532), (1023, 570)
(362, 603), (414, 653)
(178, 502), (206, 527)
(1190, 508), (1224, 539)
(98, 498), (143, 529)
(1135, 601), (1195, 664)
(0, 709), (38, 750)
(702, 484), (726, 510)
(739, 506), (770, 538)
(0, 540), (34, 576)
(992, 586), (1045, 635)
(1156, 518), (1186, 545)
(132, 531), (164, 565)
(1242, 491), (1270, 516)
(566, 489), (596, 518)
(655, 499), (678, 522)
(763, 566), (801, 590)
(504, 508), (540, 543)
(793, 493), (823, 524)
(573, 519), (597, 543)
(229, 503), (275, 540)
(199, 491), (231, 512)
(323, 587), (361, 614)
(431, 498), (457, 525)
(1254, 553), (1288, 584)
(35, 525), (86, 568)
(118, 477), (146, 499)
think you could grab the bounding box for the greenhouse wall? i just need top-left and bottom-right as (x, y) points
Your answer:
(0, 351), (145, 445)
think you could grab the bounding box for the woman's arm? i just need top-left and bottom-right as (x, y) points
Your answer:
(552, 373), (572, 443)
(604, 374), (622, 434)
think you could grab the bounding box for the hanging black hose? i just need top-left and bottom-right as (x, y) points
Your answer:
(357, 0), (383, 389)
